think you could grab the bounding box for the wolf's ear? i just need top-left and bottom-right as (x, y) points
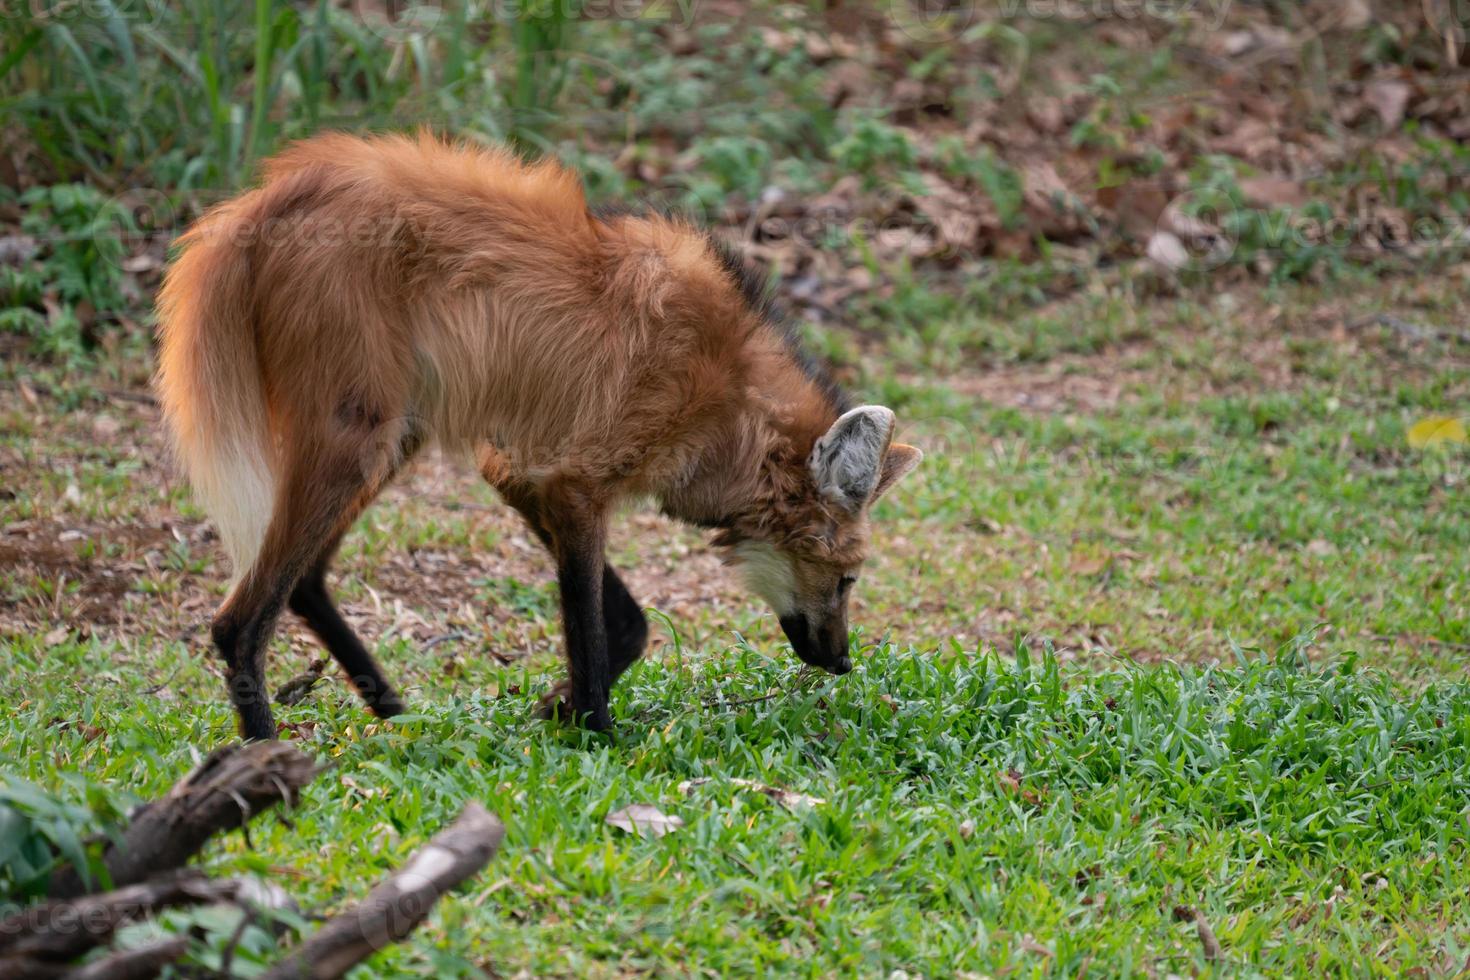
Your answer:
(871, 443), (923, 503)
(810, 406), (896, 512)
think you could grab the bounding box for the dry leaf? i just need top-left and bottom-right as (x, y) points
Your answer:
(92, 414), (122, 440)
(911, 173), (990, 252)
(1365, 79), (1412, 131)
(678, 777), (826, 811)
(997, 769), (1045, 807)
(1213, 27), (1292, 59)
(1098, 180), (1170, 241)
(1069, 553), (1112, 577)
(1217, 30), (1257, 57)
(1161, 197), (1219, 240)
(1239, 176), (1307, 209)
(1146, 231), (1190, 270)
(1019, 161), (1071, 211)
(0, 234), (39, 266)
(1337, 0), (1371, 29)
(44, 626), (69, 647)
(605, 804), (684, 838)
(1020, 936), (1054, 957)
(1217, 30), (1252, 56)
(1026, 97), (1066, 135)
(121, 253), (161, 273)
(1408, 416), (1467, 448)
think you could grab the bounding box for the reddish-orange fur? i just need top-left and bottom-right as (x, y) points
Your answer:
(159, 132), (839, 540)
(156, 131), (916, 738)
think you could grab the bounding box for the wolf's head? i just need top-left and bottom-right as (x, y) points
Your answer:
(722, 406), (922, 673)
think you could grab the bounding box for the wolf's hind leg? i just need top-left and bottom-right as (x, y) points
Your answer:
(286, 422), (422, 718)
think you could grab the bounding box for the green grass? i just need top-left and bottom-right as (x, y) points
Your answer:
(5, 637), (1470, 975)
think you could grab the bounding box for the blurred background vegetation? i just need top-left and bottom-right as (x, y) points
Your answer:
(3, 0), (1469, 371)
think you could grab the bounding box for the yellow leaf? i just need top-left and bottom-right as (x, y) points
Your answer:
(1408, 416), (1467, 449)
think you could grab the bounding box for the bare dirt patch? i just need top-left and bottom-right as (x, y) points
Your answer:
(913, 281), (1470, 415)
(0, 380), (760, 670)
(933, 346), (1161, 414)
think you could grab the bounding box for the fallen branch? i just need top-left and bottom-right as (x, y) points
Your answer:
(260, 803), (504, 980)
(1172, 904), (1223, 963)
(698, 668), (827, 712)
(47, 742), (318, 900)
(275, 658), (330, 707)
(6, 749), (503, 978)
(0, 870), (237, 977)
(59, 936), (189, 980)
(700, 690), (783, 710)
(100, 388), (159, 408)
(421, 630), (470, 652)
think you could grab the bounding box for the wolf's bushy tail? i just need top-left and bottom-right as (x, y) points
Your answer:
(154, 207), (276, 585)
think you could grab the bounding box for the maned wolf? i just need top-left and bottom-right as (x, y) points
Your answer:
(155, 131), (922, 740)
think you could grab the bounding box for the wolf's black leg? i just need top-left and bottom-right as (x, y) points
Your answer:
(603, 566), (648, 684)
(489, 472), (644, 723)
(289, 564), (404, 717)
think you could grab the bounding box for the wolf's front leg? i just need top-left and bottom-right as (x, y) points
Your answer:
(543, 483), (613, 731)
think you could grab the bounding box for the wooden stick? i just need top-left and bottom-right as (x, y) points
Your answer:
(260, 804), (504, 980)
(1173, 905), (1224, 963)
(47, 742), (318, 900)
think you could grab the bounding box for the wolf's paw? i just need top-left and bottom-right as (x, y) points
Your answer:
(368, 688), (407, 719)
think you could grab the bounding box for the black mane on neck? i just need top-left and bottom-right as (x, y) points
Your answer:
(703, 232), (851, 417)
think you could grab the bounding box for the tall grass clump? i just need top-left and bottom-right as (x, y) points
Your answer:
(0, 0), (581, 191)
